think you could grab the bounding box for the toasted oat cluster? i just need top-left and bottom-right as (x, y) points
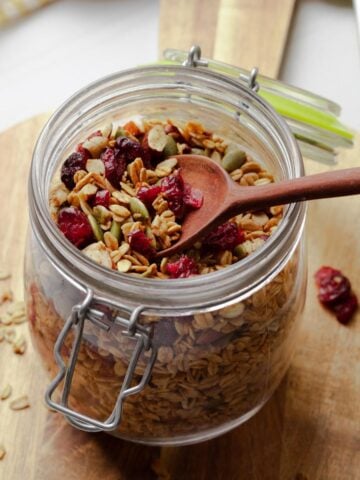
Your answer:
(49, 119), (283, 278)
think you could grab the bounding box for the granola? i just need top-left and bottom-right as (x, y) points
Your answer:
(49, 119), (283, 279)
(24, 117), (306, 443)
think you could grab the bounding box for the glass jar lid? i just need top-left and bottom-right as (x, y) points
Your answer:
(163, 46), (354, 164)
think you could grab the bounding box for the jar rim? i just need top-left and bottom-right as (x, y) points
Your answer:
(29, 64), (306, 313)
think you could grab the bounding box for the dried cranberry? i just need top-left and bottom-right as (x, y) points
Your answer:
(93, 189), (110, 208)
(137, 186), (161, 207)
(116, 136), (151, 169)
(204, 222), (245, 251)
(332, 294), (358, 324)
(315, 266), (351, 306)
(75, 143), (90, 157)
(164, 124), (185, 142)
(60, 151), (89, 190)
(166, 255), (198, 279)
(128, 230), (155, 258)
(183, 183), (203, 209)
(101, 147), (126, 187)
(161, 170), (185, 219)
(314, 266), (358, 325)
(58, 207), (93, 248)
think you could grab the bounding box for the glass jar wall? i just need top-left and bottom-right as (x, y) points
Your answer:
(25, 65), (307, 445)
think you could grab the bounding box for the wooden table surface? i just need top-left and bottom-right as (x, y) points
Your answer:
(1, 1), (360, 478)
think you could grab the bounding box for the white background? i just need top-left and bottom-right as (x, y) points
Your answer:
(0, 0), (359, 133)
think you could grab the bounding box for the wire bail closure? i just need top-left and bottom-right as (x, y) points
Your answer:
(45, 290), (156, 432)
(183, 45), (260, 93)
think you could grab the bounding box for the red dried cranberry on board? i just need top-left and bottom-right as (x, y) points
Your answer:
(314, 266), (358, 325)
(137, 186), (162, 207)
(60, 151), (89, 190)
(166, 255), (198, 278)
(332, 294), (358, 324)
(315, 266), (351, 306)
(58, 207), (93, 248)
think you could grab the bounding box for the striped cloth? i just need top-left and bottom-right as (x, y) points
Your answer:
(0, 0), (53, 27)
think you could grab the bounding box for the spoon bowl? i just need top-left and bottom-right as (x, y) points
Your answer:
(157, 154), (360, 257)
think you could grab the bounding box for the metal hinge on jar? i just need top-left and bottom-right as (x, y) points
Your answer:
(183, 45), (260, 93)
(45, 289), (156, 432)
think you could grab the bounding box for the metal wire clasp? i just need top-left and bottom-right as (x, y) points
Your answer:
(45, 289), (156, 432)
(239, 67), (260, 92)
(183, 45), (208, 67)
(183, 45), (260, 93)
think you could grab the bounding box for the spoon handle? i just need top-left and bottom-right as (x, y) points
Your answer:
(229, 167), (360, 212)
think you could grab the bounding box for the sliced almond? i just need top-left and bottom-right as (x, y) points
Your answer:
(86, 159), (105, 175)
(4, 329), (16, 343)
(117, 259), (132, 273)
(147, 125), (168, 152)
(0, 314), (12, 325)
(11, 312), (27, 325)
(82, 135), (108, 157)
(0, 384), (12, 400)
(7, 301), (25, 315)
(0, 270), (10, 280)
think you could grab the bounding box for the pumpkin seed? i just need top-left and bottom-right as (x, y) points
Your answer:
(222, 148), (247, 172)
(110, 220), (122, 241)
(191, 148), (206, 156)
(114, 126), (127, 139)
(163, 135), (178, 157)
(129, 197), (149, 220)
(145, 227), (157, 248)
(88, 215), (104, 242)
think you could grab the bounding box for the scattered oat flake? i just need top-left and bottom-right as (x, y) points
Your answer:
(4, 329), (16, 343)
(0, 270), (11, 280)
(10, 395), (30, 411)
(0, 289), (13, 304)
(7, 301), (25, 315)
(0, 444), (6, 460)
(12, 334), (27, 354)
(0, 384), (12, 400)
(0, 313), (13, 325)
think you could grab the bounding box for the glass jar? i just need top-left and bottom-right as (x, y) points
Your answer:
(25, 65), (307, 446)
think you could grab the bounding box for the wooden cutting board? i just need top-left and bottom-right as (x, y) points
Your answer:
(159, 0), (297, 77)
(0, 121), (359, 480)
(1, 0), (359, 478)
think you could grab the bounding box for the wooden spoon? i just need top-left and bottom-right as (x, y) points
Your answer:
(157, 154), (360, 257)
